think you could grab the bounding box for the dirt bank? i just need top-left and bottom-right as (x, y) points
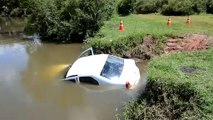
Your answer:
(165, 34), (213, 54)
(129, 34), (213, 62)
(124, 35), (163, 61)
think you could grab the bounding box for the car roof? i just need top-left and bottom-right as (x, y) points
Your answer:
(66, 54), (109, 77)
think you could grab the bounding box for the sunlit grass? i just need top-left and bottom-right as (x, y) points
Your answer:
(101, 14), (213, 119)
(92, 14), (213, 41)
(122, 48), (213, 119)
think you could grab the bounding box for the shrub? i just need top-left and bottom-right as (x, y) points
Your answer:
(161, 0), (206, 16)
(161, 0), (194, 15)
(117, 0), (136, 16)
(192, 0), (207, 13)
(134, 0), (206, 15)
(18, 0), (37, 16)
(207, 0), (213, 14)
(135, 0), (168, 14)
(0, 0), (36, 17)
(25, 0), (115, 43)
(136, 0), (158, 14)
(0, 0), (19, 16)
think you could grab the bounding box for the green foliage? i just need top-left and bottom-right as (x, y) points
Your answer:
(135, 0), (167, 14)
(161, 0), (206, 15)
(0, 0), (19, 16)
(0, 0), (36, 17)
(86, 33), (145, 56)
(117, 0), (136, 16)
(162, 0), (194, 15)
(25, 0), (115, 43)
(192, 0), (207, 13)
(207, 0), (213, 14)
(130, 0), (208, 15)
(19, 0), (37, 16)
(122, 48), (213, 119)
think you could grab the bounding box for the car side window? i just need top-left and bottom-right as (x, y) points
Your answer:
(79, 77), (99, 85)
(65, 75), (77, 83)
(67, 78), (76, 83)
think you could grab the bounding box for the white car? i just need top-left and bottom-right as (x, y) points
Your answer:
(64, 48), (140, 89)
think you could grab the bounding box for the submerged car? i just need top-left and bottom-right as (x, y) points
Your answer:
(64, 48), (140, 89)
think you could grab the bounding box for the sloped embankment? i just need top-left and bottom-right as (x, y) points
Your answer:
(122, 34), (213, 119)
(89, 34), (212, 62)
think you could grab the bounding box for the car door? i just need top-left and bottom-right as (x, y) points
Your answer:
(78, 47), (94, 58)
(64, 75), (78, 83)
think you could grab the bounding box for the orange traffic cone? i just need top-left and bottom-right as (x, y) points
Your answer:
(167, 17), (172, 27)
(186, 16), (191, 25)
(119, 20), (125, 31)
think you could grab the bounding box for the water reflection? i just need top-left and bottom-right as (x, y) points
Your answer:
(0, 17), (26, 35)
(0, 43), (28, 84)
(0, 40), (29, 120)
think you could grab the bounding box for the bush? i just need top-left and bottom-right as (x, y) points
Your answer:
(161, 0), (206, 16)
(135, 0), (168, 14)
(19, 0), (37, 16)
(0, 0), (36, 17)
(0, 0), (19, 16)
(207, 0), (213, 14)
(136, 0), (158, 14)
(25, 0), (115, 43)
(162, 0), (194, 15)
(133, 0), (207, 15)
(117, 0), (136, 16)
(192, 0), (207, 13)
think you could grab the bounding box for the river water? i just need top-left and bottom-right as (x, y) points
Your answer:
(0, 18), (147, 120)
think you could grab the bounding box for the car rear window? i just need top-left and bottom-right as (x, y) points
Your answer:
(100, 55), (124, 80)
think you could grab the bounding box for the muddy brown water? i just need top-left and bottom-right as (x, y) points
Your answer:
(0, 19), (147, 120)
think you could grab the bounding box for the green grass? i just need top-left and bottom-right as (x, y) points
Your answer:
(88, 14), (213, 42)
(85, 14), (213, 119)
(122, 48), (213, 119)
(86, 14), (213, 57)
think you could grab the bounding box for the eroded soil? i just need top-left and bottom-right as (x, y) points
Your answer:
(165, 34), (213, 54)
(128, 34), (213, 62)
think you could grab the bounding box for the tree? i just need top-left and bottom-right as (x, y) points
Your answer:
(25, 0), (115, 43)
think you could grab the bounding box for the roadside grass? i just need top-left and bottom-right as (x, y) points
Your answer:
(122, 48), (213, 119)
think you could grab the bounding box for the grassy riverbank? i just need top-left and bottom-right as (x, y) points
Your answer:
(85, 14), (213, 119)
(86, 14), (213, 58)
(89, 14), (213, 41)
(122, 48), (213, 119)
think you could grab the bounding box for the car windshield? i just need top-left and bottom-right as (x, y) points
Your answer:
(100, 55), (124, 80)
